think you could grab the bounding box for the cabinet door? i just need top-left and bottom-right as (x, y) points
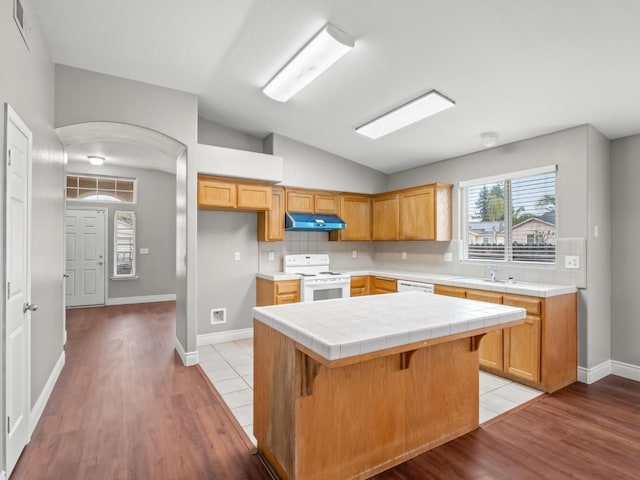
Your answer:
(372, 193), (399, 241)
(467, 289), (504, 371)
(237, 183), (272, 210)
(286, 189), (314, 213)
(372, 277), (397, 294)
(258, 187), (284, 241)
(504, 315), (541, 382)
(314, 193), (339, 214)
(336, 194), (371, 241)
(350, 276), (369, 296)
(198, 178), (237, 208)
(399, 186), (435, 240)
(434, 285), (466, 298)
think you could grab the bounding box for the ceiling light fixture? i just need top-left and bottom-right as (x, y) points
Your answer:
(355, 90), (455, 139)
(481, 132), (498, 148)
(263, 24), (355, 103)
(88, 155), (105, 166)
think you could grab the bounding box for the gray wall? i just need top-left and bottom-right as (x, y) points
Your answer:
(611, 134), (640, 367)
(67, 162), (176, 300)
(386, 125), (611, 369)
(54, 65), (198, 352)
(198, 116), (263, 153)
(1, 0), (65, 470)
(264, 133), (387, 194)
(197, 211), (259, 334)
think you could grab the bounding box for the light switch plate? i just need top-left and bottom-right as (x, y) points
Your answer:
(268, 252), (275, 261)
(139, 247), (149, 255)
(234, 252), (240, 261)
(565, 255), (580, 269)
(352, 250), (357, 258)
(401, 252), (407, 260)
(444, 252), (453, 262)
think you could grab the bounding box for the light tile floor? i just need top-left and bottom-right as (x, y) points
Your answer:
(199, 340), (544, 445)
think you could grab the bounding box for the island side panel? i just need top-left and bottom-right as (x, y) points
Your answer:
(254, 320), (297, 480)
(295, 338), (481, 480)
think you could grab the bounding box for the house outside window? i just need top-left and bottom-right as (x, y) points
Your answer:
(66, 174), (136, 203)
(461, 166), (557, 264)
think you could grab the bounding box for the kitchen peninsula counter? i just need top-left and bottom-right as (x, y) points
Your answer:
(253, 292), (526, 480)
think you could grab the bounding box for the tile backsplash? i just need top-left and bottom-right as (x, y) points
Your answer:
(259, 233), (587, 288)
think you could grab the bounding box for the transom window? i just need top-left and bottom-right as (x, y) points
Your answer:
(461, 166), (557, 264)
(66, 174), (136, 203)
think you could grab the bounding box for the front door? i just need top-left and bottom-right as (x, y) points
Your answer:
(5, 104), (33, 477)
(65, 208), (106, 307)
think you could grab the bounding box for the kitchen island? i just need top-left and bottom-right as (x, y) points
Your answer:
(253, 292), (527, 480)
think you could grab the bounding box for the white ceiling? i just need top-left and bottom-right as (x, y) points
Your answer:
(32, 0), (640, 174)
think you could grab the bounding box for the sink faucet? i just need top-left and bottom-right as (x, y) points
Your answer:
(489, 267), (498, 282)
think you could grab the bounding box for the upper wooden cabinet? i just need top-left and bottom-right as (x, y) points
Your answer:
(198, 175), (272, 211)
(257, 187), (285, 242)
(399, 183), (452, 241)
(285, 188), (339, 214)
(372, 193), (400, 241)
(329, 194), (371, 241)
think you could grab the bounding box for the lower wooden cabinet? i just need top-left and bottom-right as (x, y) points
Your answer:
(350, 276), (369, 296)
(434, 284), (576, 392)
(371, 277), (397, 294)
(256, 278), (300, 306)
(466, 290), (504, 371)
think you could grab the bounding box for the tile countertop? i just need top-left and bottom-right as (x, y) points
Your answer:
(253, 291), (526, 362)
(256, 270), (577, 298)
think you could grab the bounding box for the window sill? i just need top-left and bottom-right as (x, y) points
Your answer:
(111, 275), (139, 280)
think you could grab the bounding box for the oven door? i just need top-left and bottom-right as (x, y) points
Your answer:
(302, 280), (350, 302)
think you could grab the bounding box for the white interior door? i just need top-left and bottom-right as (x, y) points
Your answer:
(5, 104), (33, 477)
(65, 208), (106, 307)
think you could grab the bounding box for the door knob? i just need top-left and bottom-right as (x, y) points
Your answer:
(63, 273), (70, 278)
(23, 302), (39, 313)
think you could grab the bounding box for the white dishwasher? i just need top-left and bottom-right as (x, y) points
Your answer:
(397, 280), (435, 294)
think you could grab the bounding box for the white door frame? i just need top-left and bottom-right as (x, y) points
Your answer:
(4, 103), (33, 477)
(65, 206), (109, 307)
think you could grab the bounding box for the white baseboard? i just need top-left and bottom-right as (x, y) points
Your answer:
(106, 293), (176, 306)
(29, 350), (65, 437)
(175, 337), (199, 366)
(197, 327), (253, 346)
(612, 360), (640, 382)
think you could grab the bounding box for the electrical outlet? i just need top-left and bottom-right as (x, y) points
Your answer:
(565, 255), (580, 269)
(444, 252), (453, 262)
(210, 308), (227, 325)
(401, 252), (407, 260)
(268, 251), (275, 261)
(234, 252), (240, 261)
(352, 250), (357, 258)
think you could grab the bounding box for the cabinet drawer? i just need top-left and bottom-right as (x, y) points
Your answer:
(466, 289), (503, 304)
(503, 295), (542, 316)
(350, 276), (368, 289)
(275, 280), (299, 296)
(276, 293), (299, 305)
(435, 285), (466, 298)
(350, 287), (367, 297)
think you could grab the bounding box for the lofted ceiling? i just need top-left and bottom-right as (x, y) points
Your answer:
(31, 0), (640, 174)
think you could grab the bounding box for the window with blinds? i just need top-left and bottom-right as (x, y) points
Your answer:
(461, 166), (556, 264)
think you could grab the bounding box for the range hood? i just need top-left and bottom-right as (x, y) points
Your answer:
(285, 212), (347, 231)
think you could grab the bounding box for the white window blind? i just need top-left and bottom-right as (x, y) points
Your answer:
(462, 167), (556, 264)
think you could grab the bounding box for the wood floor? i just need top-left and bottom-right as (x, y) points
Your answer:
(11, 302), (640, 479)
(11, 302), (271, 480)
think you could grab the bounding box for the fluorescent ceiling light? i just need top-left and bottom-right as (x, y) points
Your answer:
(88, 155), (105, 166)
(356, 90), (455, 139)
(263, 24), (355, 103)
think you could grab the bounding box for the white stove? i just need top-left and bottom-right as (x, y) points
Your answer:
(283, 254), (351, 302)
